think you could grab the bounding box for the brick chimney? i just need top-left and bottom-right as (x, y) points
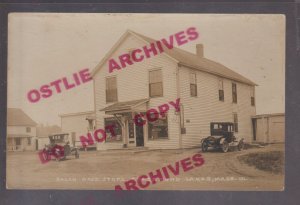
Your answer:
(196, 44), (204, 57)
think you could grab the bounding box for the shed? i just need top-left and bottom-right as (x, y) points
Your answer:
(252, 113), (285, 143)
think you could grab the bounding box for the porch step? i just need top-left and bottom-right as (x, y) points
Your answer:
(101, 147), (149, 152)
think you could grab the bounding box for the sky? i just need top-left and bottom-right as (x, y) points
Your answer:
(7, 13), (285, 126)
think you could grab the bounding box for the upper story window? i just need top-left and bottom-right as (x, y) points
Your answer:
(250, 87), (255, 106)
(190, 73), (197, 97)
(106, 77), (118, 103)
(218, 79), (224, 101)
(232, 83), (237, 103)
(149, 69), (163, 97)
(26, 127), (31, 133)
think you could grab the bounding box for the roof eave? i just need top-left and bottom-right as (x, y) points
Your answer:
(178, 62), (257, 86)
(91, 30), (180, 77)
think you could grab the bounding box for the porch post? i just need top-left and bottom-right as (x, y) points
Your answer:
(122, 116), (128, 147)
(144, 119), (148, 146)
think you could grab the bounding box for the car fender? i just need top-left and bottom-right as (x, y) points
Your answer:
(201, 137), (209, 144)
(235, 136), (244, 143)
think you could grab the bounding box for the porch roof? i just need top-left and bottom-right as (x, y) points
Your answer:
(100, 98), (149, 115)
(86, 114), (96, 120)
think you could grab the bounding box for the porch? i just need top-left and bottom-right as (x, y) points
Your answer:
(99, 98), (170, 150)
(7, 134), (35, 151)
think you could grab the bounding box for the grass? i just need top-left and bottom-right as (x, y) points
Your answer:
(238, 151), (284, 174)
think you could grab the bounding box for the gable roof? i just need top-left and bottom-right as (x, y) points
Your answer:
(91, 30), (256, 86)
(7, 108), (37, 126)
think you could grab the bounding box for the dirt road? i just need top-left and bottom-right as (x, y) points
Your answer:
(6, 144), (284, 190)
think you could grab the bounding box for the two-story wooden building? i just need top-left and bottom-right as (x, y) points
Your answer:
(90, 30), (257, 150)
(7, 108), (37, 151)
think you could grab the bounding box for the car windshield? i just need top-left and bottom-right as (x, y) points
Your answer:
(49, 134), (66, 144)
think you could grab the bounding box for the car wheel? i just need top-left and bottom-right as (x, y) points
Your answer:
(221, 141), (229, 153)
(202, 141), (209, 152)
(238, 140), (244, 151)
(64, 145), (71, 156)
(75, 150), (79, 159)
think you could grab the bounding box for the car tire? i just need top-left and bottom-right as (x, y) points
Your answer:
(75, 150), (79, 159)
(202, 141), (209, 152)
(238, 140), (244, 151)
(221, 141), (229, 153)
(64, 145), (71, 156)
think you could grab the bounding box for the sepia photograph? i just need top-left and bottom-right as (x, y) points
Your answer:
(6, 13), (285, 190)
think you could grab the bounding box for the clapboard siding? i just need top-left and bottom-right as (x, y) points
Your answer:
(94, 33), (180, 150)
(179, 66), (256, 148)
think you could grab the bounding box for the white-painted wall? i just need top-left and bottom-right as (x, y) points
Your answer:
(179, 65), (256, 148)
(7, 125), (36, 151)
(61, 112), (95, 147)
(93, 33), (256, 150)
(7, 126), (36, 136)
(37, 137), (50, 150)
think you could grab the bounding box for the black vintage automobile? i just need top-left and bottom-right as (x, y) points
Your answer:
(201, 122), (244, 153)
(42, 133), (79, 161)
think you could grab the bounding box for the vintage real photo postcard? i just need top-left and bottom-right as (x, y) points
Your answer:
(6, 13), (285, 190)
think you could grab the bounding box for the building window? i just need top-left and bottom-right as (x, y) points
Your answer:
(106, 77), (118, 103)
(233, 113), (238, 132)
(148, 115), (168, 140)
(27, 138), (31, 145)
(149, 69), (163, 97)
(15, 138), (21, 146)
(104, 118), (122, 142)
(232, 83), (237, 103)
(250, 87), (255, 106)
(26, 127), (31, 133)
(190, 73), (197, 97)
(88, 120), (95, 131)
(218, 79), (224, 101)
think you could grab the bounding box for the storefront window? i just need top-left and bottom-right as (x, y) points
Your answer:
(148, 115), (168, 140)
(104, 117), (122, 142)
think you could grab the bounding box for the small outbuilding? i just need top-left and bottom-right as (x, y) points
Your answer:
(59, 111), (96, 148)
(252, 113), (285, 143)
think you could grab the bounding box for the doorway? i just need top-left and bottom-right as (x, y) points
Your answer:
(135, 123), (144, 147)
(252, 119), (257, 141)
